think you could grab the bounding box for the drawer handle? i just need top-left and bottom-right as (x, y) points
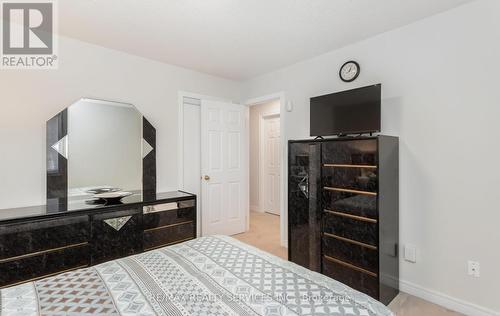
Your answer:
(0, 242), (88, 264)
(104, 216), (132, 231)
(144, 220), (193, 233)
(323, 164), (377, 169)
(324, 255), (378, 278)
(324, 209), (377, 223)
(324, 187), (377, 196)
(324, 232), (377, 250)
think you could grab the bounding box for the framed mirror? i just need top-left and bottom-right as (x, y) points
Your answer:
(46, 98), (156, 209)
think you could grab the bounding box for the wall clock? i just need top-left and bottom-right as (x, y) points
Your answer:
(339, 61), (360, 82)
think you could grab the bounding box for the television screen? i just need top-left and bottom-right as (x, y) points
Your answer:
(310, 84), (381, 136)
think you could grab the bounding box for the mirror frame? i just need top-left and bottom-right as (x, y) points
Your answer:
(46, 98), (156, 210)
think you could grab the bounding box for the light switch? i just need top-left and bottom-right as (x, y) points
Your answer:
(404, 244), (417, 263)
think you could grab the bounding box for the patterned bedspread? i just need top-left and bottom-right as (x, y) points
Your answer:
(0, 236), (393, 316)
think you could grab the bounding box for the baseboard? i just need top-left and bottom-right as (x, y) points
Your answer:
(400, 279), (499, 316)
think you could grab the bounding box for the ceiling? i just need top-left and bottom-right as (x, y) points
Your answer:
(58, 0), (472, 80)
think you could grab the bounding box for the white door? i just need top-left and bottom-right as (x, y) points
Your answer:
(201, 100), (248, 236)
(262, 114), (280, 215)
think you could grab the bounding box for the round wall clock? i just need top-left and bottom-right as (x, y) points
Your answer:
(339, 61), (360, 82)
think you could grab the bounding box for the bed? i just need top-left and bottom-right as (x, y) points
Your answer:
(0, 236), (393, 316)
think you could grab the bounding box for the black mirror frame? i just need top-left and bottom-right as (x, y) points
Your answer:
(46, 101), (156, 210)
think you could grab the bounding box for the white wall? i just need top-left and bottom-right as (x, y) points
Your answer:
(242, 0), (500, 314)
(0, 34), (241, 209)
(249, 100), (280, 211)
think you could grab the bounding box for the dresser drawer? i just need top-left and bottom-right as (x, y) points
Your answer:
(322, 256), (378, 300)
(323, 210), (377, 246)
(0, 215), (89, 260)
(0, 244), (88, 288)
(322, 140), (377, 165)
(322, 190), (377, 218)
(322, 166), (377, 193)
(323, 234), (378, 274)
(144, 221), (194, 251)
(91, 208), (142, 265)
(143, 206), (195, 230)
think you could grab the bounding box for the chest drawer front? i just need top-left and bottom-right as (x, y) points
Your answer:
(322, 190), (377, 219)
(322, 140), (378, 165)
(0, 215), (89, 260)
(0, 244), (88, 288)
(144, 221), (194, 251)
(91, 209), (142, 265)
(322, 166), (378, 193)
(322, 256), (379, 300)
(143, 207), (195, 230)
(322, 234), (378, 274)
(323, 211), (377, 246)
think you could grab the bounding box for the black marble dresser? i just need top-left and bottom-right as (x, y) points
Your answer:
(288, 136), (399, 305)
(0, 191), (196, 288)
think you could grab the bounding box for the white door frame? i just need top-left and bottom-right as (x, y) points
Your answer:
(245, 92), (287, 248)
(177, 91), (235, 237)
(259, 112), (280, 215)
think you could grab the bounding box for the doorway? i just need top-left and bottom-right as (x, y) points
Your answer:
(245, 97), (285, 250)
(179, 91), (286, 249)
(261, 113), (280, 215)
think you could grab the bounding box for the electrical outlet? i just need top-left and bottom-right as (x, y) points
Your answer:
(404, 244), (417, 263)
(468, 261), (480, 277)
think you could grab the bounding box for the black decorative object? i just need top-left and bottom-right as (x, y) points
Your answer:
(143, 117), (157, 199)
(46, 109), (68, 211)
(288, 136), (399, 305)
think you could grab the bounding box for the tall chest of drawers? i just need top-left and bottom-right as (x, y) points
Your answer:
(288, 136), (399, 305)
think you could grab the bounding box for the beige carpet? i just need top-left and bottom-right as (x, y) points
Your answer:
(233, 211), (463, 316)
(233, 211), (287, 259)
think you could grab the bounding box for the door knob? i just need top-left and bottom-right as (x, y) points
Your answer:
(204, 175), (210, 181)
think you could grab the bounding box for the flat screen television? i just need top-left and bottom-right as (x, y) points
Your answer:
(310, 84), (381, 136)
